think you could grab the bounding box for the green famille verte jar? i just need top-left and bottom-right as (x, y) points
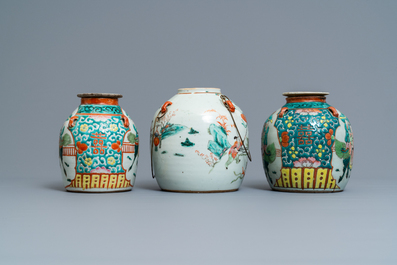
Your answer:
(261, 92), (354, 193)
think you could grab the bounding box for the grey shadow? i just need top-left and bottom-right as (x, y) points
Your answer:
(134, 180), (162, 191)
(242, 179), (273, 191)
(44, 182), (67, 192)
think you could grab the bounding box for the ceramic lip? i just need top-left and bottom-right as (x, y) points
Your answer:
(283, 91), (329, 97)
(178, 87), (221, 94)
(77, 93), (123, 98)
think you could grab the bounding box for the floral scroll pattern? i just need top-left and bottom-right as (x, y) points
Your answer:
(274, 107), (339, 169)
(62, 106), (138, 176)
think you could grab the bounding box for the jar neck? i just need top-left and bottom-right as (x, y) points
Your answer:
(80, 97), (119, 105)
(286, 96), (326, 103)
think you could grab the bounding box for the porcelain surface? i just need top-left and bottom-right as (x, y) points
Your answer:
(151, 88), (250, 192)
(59, 94), (139, 192)
(262, 92), (353, 192)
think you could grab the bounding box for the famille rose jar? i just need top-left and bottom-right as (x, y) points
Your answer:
(150, 88), (251, 193)
(59, 93), (139, 192)
(262, 92), (354, 193)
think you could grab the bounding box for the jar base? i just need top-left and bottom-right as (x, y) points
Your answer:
(272, 187), (344, 193)
(66, 187), (132, 193)
(161, 188), (238, 193)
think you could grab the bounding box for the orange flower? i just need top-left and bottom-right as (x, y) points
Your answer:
(111, 140), (121, 152)
(153, 137), (160, 147)
(76, 141), (88, 154)
(281, 131), (289, 147)
(241, 114), (247, 123)
(325, 129), (334, 146)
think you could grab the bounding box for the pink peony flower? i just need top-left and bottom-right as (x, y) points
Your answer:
(295, 108), (321, 116)
(91, 166), (111, 173)
(89, 115), (111, 122)
(293, 157), (321, 168)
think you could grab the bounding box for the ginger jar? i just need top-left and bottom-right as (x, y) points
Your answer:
(59, 93), (139, 192)
(150, 88), (251, 192)
(262, 92), (354, 192)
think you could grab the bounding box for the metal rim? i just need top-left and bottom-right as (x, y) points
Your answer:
(77, 93), (123, 98)
(282, 91), (329, 97)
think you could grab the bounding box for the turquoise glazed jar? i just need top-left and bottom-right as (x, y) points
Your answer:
(262, 92), (353, 192)
(59, 93), (139, 192)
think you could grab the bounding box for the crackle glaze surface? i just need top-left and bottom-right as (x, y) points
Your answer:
(262, 94), (353, 192)
(59, 96), (139, 192)
(151, 88), (249, 192)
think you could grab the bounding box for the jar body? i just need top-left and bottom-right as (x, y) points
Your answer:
(59, 95), (139, 192)
(262, 93), (354, 192)
(151, 88), (249, 192)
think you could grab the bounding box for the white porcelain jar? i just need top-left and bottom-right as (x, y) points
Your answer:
(150, 88), (250, 192)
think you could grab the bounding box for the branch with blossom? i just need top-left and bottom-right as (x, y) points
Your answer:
(195, 150), (220, 172)
(157, 109), (179, 129)
(204, 109), (233, 134)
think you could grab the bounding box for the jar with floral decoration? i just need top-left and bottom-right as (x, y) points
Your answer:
(262, 92), (353, 192)
(150, 88), (251, 192)
(59, 93), (139, 192)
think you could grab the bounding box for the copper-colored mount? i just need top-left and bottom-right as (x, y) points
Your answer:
(286, 96), (326, 103)
(80, 98), (119, 105)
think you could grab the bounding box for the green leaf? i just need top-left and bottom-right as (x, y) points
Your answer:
(127, 133), (136, 144)
(127, 156), (132, 160)
(264, 143), (276, 163)
(61, 134), (71, 146)
(64, 162), (69, 167)
(335, 139), (350, 159)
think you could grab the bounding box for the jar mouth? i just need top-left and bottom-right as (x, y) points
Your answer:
(77, 93), (123, 99)
(178, 88), (221, 94)
(283, 91), (329, 97)
(283, 92), (329, 103)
